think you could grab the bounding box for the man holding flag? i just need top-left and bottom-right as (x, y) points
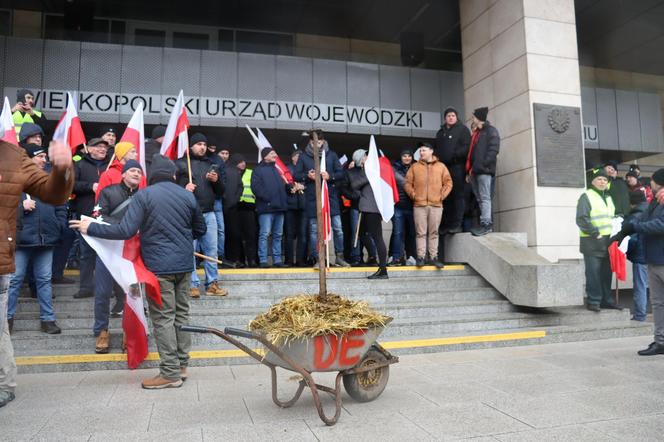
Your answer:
(71, 155), (206, 388)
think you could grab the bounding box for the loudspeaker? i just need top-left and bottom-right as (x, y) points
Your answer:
(400, 32), (425, 66)
(64, 0), (95, 32)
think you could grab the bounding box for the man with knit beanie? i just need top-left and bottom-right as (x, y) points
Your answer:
(466, 106), (500, 236)
(91, 160), (144, 353)
(176, 133), (227, 297)
(619, 168), (664, 356)
(12, 89), (47, 140)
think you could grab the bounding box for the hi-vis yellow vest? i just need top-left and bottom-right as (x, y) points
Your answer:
(12, 110), (43, 140)
(240, 169), (255, 203)
(580, 189), (615, 237)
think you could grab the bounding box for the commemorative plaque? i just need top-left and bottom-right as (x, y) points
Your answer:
(533, 103), (585, 188)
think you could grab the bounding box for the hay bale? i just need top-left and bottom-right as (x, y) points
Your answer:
(249, 294), (392, 345)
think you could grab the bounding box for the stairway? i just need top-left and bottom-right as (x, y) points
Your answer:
(11, 265), (651, 373)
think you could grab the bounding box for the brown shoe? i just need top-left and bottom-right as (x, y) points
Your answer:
(141, 375), (183, 389)
(190, 287), (200, 299)
(95, 330), (110, 354)
(180, 367), (188, 381)
(206, 282), (228, 297)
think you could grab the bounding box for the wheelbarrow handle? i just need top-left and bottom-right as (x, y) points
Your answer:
(224, 327), (257, 340)
(179, 325), (212, 334)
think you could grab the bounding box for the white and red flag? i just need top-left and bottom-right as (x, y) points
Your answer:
(0, 97), (17, 144)
(320, 149), (332, 244)
(119, 102), (146, 171)
(160, 90), (190, 160)
(53, 92), (86, 154)
(365, 135), (399, 222)
(81, 216), (162, 369)
(246, 126), (294, 183)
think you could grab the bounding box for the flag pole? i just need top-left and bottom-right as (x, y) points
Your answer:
(353, 212), (362, 248)
(326, 240), (330, 270)
(185, 146), (193, 184)
(194, 252), (223, 265)
(312, 130), (327, 297)
(105, 153), (115, 171)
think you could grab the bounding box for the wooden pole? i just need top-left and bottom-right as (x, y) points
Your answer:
(194, 252), (223, 265)
(312, 130), (327, 297)
(185, 146), (193, 184)
(105, 153), (116, 171)
(353, 212), (362, 248)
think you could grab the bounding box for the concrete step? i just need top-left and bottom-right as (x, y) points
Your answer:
(11, 299), (517, 331)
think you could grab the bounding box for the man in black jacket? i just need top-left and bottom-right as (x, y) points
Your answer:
(176, 133), (227, 298)
(71, 155), (206, 389)
(604, 161), (630, 217)
(466, 107), (500, 236)
(251, 148), (292, 268)
(91, 160), (143, 354)
(144, 125), (166, 176)
(284, 149), (307, 266)
(389, 150), (416, 265)
(72, 138), (111, 298)
(222, 154), (245, 266)
(435, 107), (471, 234)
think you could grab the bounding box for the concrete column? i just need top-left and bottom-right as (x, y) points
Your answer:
(459, 0), (584, 262)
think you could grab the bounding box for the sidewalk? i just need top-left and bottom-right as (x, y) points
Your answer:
(4, 336), (664, 441)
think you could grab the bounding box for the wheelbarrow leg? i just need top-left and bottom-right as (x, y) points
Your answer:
(303, 371), (343, 426)
(270, 366), (306, 408)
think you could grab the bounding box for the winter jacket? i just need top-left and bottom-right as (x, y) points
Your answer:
(287, 163), (305, 211)
(144, 139), (161, 176)
(15, 195), (67, 247)
(576, 188), (613, 257)
(87, 181), (206, 275)
(347, 168), (379, 214)
(294, 142), (344, 218)
(607, 177), (631, 217)
(626, 202), (647, 265)
(435, 122), (471, 166)
(629, 183), (653, 203)
(0, 140), (74, 274)
(468, 122), (500, 176)
(96, 182), (138, 224)
(223, 165), (243, 210)
(404, 159), (453, 208)
(251, 161), (290, 214)
(73, 154), (110, 216)
(392, 160), (413, 210)
(95, 159), (146, 201)
(631, 200), (664, 266)
(176, 153), (224, 213)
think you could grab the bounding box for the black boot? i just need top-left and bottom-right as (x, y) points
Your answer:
(41, 321), (62, 334)
(7, 318), (13, 333)
(367, 267), (388, 280)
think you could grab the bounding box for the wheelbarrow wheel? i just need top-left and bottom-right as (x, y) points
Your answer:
(343, 348), (390, 403)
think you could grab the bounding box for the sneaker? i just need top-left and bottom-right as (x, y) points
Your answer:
(190, 287), (201, 299)
(110, 302), (123, 317)
(52, 277), (75, 284)
(365, 257), (378, 267)
(387, 259), (403, 267)
(273, 262), (290, 268)
(141, 375), (183, 389)
(0, 390), (16, 408)
(448, 225), (463, 234)
(405, 256), (417, 266)
(415, 257), (425, 267)
(95, 330), (110, 354)
(471, 223), (493, 236)
(335, 254), (351, 267)
(259, 262), (271, 269)
(367, 267), (388, 280)
(206, 282), (228, 297)
(41, 321), (61, 334)
(586, 303), (600, 312)
(434, 261), (445, 269)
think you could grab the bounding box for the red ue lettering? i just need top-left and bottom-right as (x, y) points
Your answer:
(313, 335), (338, 370)
(339, 329), (366, 367)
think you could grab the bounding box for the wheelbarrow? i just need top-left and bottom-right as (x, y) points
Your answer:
(180, 323), (399, 425)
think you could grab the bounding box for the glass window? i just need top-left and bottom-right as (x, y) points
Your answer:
(236, 30), (293, 55)
(0, 10), (10, 36)
(173, 32), (209, 50)
(135, 29), (165, 47)
(44, 14), (65, 40)
(110, 20), (126, 45)
(218, 29), (234, 51)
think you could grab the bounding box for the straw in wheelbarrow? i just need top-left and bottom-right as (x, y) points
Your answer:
(249, 294), (392, 345)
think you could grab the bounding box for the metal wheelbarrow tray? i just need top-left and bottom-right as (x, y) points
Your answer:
(180, 322), (399, 426)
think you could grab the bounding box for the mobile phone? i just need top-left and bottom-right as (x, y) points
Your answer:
(208, 164), (219, 174)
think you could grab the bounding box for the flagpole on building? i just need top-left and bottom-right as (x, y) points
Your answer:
(312, 130), (327, 297)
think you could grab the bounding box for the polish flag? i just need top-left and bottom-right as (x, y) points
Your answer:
(365, 135), (399, 222)
(320, 149), (332, 244)
(160, 90), (189, 160)
(119, 102), (146, 171)
(81, 216), (162, 369)
(53, 92), (86, 154)
(0, 97), (17, 144)
(246, 126), (294, 183)
(609, 236), (630, 282)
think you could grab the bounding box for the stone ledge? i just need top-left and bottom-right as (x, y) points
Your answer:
(445, 233), (584, 308)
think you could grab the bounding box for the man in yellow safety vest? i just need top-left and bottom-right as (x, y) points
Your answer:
(12, 89), (47, 140)
(576, 168), (620, 312)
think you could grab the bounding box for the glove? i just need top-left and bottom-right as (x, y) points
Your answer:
(621, 220), (635, 235)
(610, 232), (625, 244)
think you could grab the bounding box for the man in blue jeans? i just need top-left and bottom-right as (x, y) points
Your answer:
(7, 144), (66, 335)
(390, 149), (416, 265)
(466, 107), (500, 236)
(176, 133), (227, 298)
(251, 147), (294, 268)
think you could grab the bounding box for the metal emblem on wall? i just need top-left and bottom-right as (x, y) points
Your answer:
(533, 103), (585, 188)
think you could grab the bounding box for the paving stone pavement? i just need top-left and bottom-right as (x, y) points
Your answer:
(3, 336), (664, 441)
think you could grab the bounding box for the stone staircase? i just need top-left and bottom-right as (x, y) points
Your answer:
(11, 265), (652, 373)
